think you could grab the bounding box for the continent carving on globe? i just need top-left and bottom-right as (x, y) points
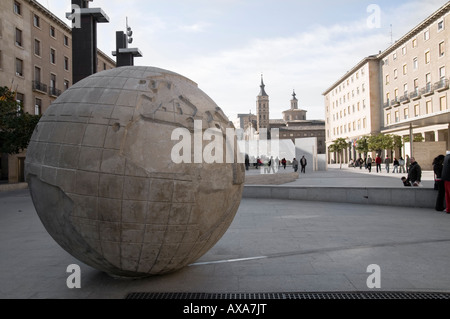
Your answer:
(25, 66), (244, 277)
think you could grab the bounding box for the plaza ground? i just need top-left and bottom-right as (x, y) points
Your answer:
(0, 167), (449, 299)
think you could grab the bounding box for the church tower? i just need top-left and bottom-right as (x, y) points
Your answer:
(256, 75), (270, 132)
(291, 90), (298, 110)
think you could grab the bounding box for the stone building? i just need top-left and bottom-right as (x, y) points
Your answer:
(324, 1), (450, 167)
(323, 57), (381, 163)
(379, 2), (450, 161)
(232, 77), (326, 154)
(0, 0), (116, 183)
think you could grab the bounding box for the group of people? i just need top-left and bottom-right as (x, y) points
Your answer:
(244, 155), (307, 173)
(292, 156), (307, 173)
(433, 151), (450, 213)
(354, 155), (411, 174)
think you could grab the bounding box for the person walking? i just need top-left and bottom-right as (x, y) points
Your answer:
(399, 157), (405, 174)
(393, 158), (399, 173)
(367, 156), (372, 173)
(375, 154), (382, 173)
(385, 155), (391, 173)
(281, 158), (287, 170)
(441, 151), (450, 214)
(433, 154), (446, 212)
(406, 157), (422, 186)
(300, 156), (307, 174)
(292, 158), (299, 173)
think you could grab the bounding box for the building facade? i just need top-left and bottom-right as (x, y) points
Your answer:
(324, 1), (450, 166)
(0, 0), (116, 182)
(323, 57), (381, 163)
(379, 2), (450, 150)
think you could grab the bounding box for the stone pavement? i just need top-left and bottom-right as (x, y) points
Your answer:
(1, 167), (449, 299)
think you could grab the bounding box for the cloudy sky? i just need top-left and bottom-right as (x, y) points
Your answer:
(38, 0), (448, 121)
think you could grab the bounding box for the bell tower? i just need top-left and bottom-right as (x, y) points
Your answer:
(256, 75), (270, 133)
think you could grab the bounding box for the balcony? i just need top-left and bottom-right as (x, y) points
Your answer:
(421, 82), (434, 96)
(409, 89), (421, 101)
(383, 101), (391, 109)
(399, 92), (410, 104)
(390, 97), (400, 107)
(435, 78), (449, 92)
(32, 81), (47, 93)
(49, 87), (61, 97)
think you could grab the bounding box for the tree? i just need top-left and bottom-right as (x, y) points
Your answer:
(0, 86), (41, 154)
(356, 136), (369, 158)
(404, 135), (425, 143)
(392, 135), (403, 158)
(330, 138), (348, 169)
(368, 134), (393, 155)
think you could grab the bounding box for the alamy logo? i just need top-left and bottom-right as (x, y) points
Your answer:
(367, 4), (381, 29)
(170, 120), (279, 165)
(66, 4), (82, 29)
(366, 264), (381, 289)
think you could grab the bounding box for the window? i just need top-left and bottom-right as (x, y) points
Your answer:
(395, 111), (399, 123)
(414, 104), (420, 117)
(34, 66), (41, 83)
(34, 15), (40, 28)
(386, 92), (390, 102)
(404, 108), (409, 120)
(50, 74), (56, 90)
(438, 20), (444, 31)
(394, 89), (399, 99)
(440, 96), (447, 111)
(403, 83), (408, 94)
(425, 50), (431, 64)
(413, 57), (418, 70)
(50, 26), (56, 38)
(14, 1), (21, 15)
(426, 73), (432, 90)
(394, 69), (398, 79)
(402, 46), (407, 55)
(439, 66), (446, 81)
(64, 56), (69, 71)
(363, 118), (366, 129)
(15, 58), (23, 76)
(412, 38), (417, 48)
(50, 49), (56, 64)
(393, 52), (397, 60)
(426, 100), (432, 114)
(16, 93), (24, 110)
(385, 74), (390, 85)
(402, 64), (407, 75)
(34, 39), (41, 56)
(424, 29), (430, 41)
(357, 120), (361, 130)
(35, 98), (42, 116)
(15, 28), (22, 46)
(414, 79), (419, 93)
(439, 42), (445, 57)
(386, 113), (391, 125)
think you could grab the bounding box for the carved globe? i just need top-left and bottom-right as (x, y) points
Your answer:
(25, 66), (244, 277)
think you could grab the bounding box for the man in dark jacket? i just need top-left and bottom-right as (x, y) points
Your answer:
(441, 151), (450, 214)
(433, 154), (446, 211)
(406, 157), (422, 186)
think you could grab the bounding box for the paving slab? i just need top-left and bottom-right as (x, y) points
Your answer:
(1, 188), (450, 299)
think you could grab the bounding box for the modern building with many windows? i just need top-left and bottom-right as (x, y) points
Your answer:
(0, 0), (116, 183)
(323, 57), (381, 163)
(379, 2), (450, 154)
(324, 1), (450, 167)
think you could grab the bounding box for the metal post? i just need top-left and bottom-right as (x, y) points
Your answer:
(409, 123), (414, 157)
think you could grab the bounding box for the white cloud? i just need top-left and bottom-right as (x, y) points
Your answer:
(178, 22), (211, 33)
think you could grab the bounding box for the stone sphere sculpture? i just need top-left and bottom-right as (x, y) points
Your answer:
(25, 66), (244, 277)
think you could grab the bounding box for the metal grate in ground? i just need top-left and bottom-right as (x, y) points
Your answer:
(125, 291), (450, 300)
